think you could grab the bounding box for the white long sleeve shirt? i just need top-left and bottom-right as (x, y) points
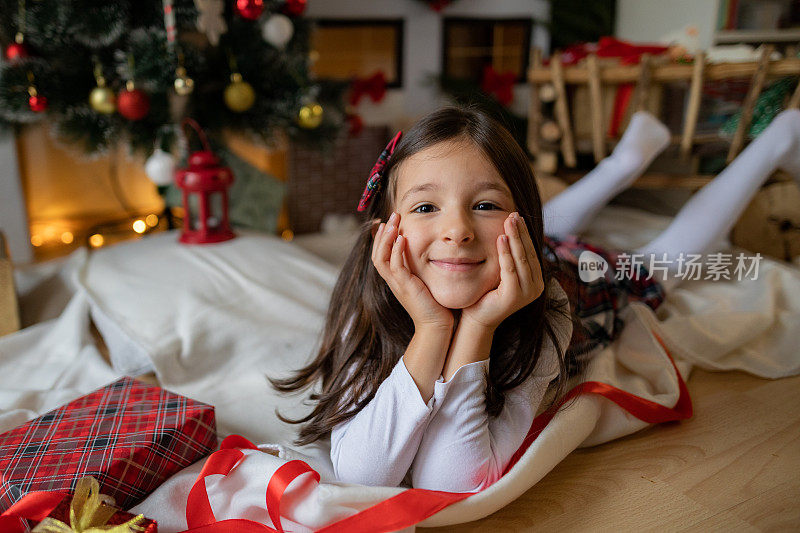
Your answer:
(330, 279), (572, 492)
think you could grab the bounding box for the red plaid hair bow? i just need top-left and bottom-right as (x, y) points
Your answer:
(356, 131), (402, 212)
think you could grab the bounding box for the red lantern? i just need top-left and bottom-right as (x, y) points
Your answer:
(174, 119), (236, 244)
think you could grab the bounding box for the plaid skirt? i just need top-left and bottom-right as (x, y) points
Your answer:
(543, 235), (665, 373)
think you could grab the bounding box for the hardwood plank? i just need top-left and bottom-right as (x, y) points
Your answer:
(682, 481), (800, 532)
(423, 370), (800, 531)
(730, 481), (800, 531)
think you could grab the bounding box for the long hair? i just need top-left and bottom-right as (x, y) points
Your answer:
(271, 105), (573, 446)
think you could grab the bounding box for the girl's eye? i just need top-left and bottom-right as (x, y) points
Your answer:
(475, 202), (500, 210)
(412, 204), (436, 214)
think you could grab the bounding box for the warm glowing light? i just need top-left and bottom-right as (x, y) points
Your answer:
(132, 219), (147, 234)
(30, 235), (43, 247)
(43, 226), (57, 239)
(281, 229), (294, 241)
(145, 214), (159, 227)
(60, 231), (74, 244)
(89, 234), (105, 248)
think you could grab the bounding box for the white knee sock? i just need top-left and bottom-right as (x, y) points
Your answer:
(635, 108), (800, 276)
(543, 111), (671, 239)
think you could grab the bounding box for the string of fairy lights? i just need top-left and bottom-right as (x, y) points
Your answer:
(29, 211), (173, 252)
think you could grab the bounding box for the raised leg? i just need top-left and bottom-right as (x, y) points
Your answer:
(543, 111), (671, 239)
(635, 108), (800, 284)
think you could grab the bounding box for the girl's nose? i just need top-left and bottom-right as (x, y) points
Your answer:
(440, 210), (474, 244)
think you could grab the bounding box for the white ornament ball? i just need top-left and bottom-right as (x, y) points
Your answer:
(262, 14), (294, 48)
(145, 148), (176, 186)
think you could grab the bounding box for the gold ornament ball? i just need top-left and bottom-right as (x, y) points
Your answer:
(89, 86), (116, 114)
(297, 103), (323, 129)
(224, 75), (256, 113)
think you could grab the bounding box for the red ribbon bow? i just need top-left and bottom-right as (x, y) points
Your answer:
(480, 65), (516, 106)
(349, 71), (388, 106)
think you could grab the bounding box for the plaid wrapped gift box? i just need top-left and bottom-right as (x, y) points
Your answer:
(0, 376), (216, 513)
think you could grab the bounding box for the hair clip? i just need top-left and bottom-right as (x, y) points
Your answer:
(356, 131), (402, 212)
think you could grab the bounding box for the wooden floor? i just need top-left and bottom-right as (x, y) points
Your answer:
(425, 369), (800, 532)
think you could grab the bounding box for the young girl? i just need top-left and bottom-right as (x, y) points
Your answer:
(273, 106), (575, 493)
(272, 105), (800, 493)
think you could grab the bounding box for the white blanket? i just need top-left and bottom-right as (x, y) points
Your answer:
(1, 205), (798, 531)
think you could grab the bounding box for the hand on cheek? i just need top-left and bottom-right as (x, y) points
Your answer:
(460, 212), (545, 331)
(371, 212), (454, 330)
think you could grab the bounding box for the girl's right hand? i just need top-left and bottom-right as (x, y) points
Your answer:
(371, 212), (454, 331)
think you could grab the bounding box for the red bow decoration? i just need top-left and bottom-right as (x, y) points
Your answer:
(557, 36), (669, 67)
(480, 65), (516, 107)
(349, 71), (387, 106)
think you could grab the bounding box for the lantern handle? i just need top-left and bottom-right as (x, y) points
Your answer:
(181, 117), (212, 153)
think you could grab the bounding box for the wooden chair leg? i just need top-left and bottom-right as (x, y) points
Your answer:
(587, 54), (605, 163)
(527, 48), (543, 156)
(681, 51), (706, 160)
(633, 53), (653, 113)
(727, 45), (774, 163)
(551, 51), (577, 168)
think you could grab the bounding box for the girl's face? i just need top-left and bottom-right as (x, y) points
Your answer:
(392, 139), (516, 309)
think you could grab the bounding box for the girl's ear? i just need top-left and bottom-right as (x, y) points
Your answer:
(370, 218), (381, 238)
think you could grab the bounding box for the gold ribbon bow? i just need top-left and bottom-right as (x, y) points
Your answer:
(32, 476), (145, 533)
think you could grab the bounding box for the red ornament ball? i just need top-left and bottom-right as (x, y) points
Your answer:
(282, 0), (307, 16)
(5, 42), (30, 62)
(235, 0), (264, 20)
(117, 88), (150, 121)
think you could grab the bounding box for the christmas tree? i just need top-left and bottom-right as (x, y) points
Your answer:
(0, 0), (345, 155)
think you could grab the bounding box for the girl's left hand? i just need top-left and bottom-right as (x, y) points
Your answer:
(460, 212), (545, 331)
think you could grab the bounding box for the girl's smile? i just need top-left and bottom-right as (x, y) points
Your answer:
(430, 258), (485, 272)
(392, 138), (515, 309)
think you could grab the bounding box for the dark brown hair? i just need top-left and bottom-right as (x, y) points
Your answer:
(271, 105), (572, 446)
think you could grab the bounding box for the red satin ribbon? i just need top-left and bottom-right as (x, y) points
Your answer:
(504, 333), (692, 475)
(181, 330), (692, 533)
(183, 436), (319, 533)
(0, 490), (67, 532)
(266, 461), (320, 533)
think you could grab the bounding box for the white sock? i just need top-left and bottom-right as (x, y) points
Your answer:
(635, 108), (800, 278)
(543, 111), (671, 239)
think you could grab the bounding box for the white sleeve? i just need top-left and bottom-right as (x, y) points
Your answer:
(409, 279), (572, 492)
(330, 356), (440, 487)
